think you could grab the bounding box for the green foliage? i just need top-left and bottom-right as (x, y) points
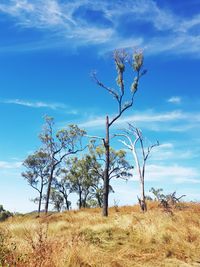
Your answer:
(149, 187), (165, 201)
(22, 150), (49, 189)
(26, 116), (86, 213)
(66, 155), (99, 208)
(56, 124), (86, 148)
(133, 52), (144, 72)
(40, 117), (86, 154)
(89, 143), (133, 181)
(52, 175), (72, 210)
(50, 189), (64, 212)
(86, 199), (99, 208)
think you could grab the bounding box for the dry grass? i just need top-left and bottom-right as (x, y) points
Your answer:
(1, 202), (200, 266)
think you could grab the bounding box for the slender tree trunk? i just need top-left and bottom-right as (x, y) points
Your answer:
(141, 176), (147, 212)
(38, 191), (42, 215)
(103, 116), (110, 217)
(131, 147), (147, 212)
(64, 196), (70, 210)
(79, 190), (82, 209)
(45, 168), (54, 214)
(97, 194), (102, 208)
(38, 182), (44, 215)
(141, 165), (147, 212)
(83, 198), (86, 208)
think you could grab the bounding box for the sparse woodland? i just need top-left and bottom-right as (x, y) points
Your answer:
(0, 50), (199, 267)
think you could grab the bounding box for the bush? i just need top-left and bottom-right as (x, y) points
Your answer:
(0, 205), (13, 222)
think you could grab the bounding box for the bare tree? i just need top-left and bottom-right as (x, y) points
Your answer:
(150, 188), (186, 210)
(39, 116), (86, 214)
(116, 124), (159, 212)
(92, 50), (146, 216)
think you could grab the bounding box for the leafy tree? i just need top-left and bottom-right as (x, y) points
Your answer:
(88, 143), (132, 207)
(52, 170), (72, 210)
(88, 183), (104, 208)
(50, 189), (64, 212)
(92, 50), (146, 216)
(66, 156), (97, 209)
(22, 150), (49, 214)
(39, 116), (86, 213)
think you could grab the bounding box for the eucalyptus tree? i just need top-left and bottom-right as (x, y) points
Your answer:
(88, 143), (132, 207)
(50, 188), (64, 212)
(92, 50), (146, 216)
(52, 169), (72, 210)
(22, 150), (49, 214)
(66, 155), (97, 209)
(39, 116), (86, 214)
(116, 124), (159, 212)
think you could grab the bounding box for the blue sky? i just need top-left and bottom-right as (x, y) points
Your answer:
(0, 0), (200, 212)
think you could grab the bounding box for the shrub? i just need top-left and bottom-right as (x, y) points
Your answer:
(0, 205), (13, 222)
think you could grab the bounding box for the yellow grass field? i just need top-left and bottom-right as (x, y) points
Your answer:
(1, 202), (200, 267)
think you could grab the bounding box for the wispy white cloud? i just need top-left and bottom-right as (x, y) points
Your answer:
(157, 143), (174, 149)
(2, 98), (78, 114)
(0, 161), (22, 169)
(168, 96), (182, 104)
(4, 99), (64, 109)
(150, 141), (199, 163)
(0, 0), (200, 56)
(132, 164), (200, 184)
(79, 110), (183, 128)
(78, 109), (200, 132)
(180, 14), (200, 33)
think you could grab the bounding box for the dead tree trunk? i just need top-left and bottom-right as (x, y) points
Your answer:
(93, 50), (146, 216)
(116, 126), (158, 212)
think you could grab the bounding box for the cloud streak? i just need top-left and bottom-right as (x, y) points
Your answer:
(0, 0), (200, 56)
(2, 98), (78, 114)
(168, 96), (182, 104)
(0, 161), (22, 169)
(78, 109), (200, 132)
(132, 164), (200, 184)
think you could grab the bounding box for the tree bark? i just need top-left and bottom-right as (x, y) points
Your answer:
(103, 116), (110, 217)
(64, 196), (70, 210)
(38, 181), (44, 215)
(45, 168), (54, 214)
(97, 194), (102, 208)
(140, 176), (147, 212)
(79, 189), (82, 209)
(38, 191), (42, 215)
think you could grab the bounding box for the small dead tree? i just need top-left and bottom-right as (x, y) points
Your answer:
(149, 187), (186, 212)
(116, 124), (159, 212)
(93, 50), (146, 216)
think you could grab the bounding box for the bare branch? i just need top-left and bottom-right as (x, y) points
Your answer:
(85, 134), (104, 143)
(92, 71), (119, 101)
(118, 139), (132, 150)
